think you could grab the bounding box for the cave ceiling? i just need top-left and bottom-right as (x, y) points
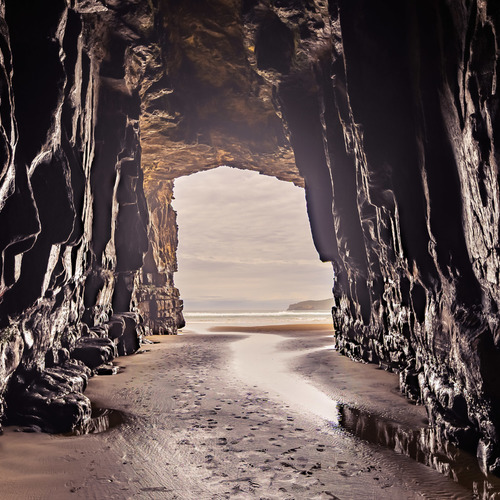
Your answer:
(135, 0), (333, 191)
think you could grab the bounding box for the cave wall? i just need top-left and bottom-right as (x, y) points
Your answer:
(326, 0), (500, 473)
(133, 179), (184, 334)
(0, 0), (500, 474)
(0, 0), (155, 432)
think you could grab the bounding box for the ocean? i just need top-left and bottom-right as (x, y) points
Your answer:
(182, 310), (333, 326)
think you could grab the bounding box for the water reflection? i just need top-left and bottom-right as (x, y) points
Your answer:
(339, 405), (500, 498)
(231, 333), (341, 424)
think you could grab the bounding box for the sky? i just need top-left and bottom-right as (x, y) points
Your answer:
(172, 166), (333, 311)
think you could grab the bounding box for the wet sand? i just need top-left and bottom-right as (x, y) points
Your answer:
(0, 323), (473, 499)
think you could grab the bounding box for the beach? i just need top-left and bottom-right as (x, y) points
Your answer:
(0, 321), (478, 499)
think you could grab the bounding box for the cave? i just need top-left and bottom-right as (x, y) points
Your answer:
(1, 0), (500, 488)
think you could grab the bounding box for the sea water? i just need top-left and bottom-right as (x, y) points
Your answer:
(182, 310), (333, 326)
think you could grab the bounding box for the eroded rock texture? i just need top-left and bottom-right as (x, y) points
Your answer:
(1, 0), (500, 476)
(324, 1), (500, 474)
(133, 180), (184, 334)
(0, 0), (153, 432)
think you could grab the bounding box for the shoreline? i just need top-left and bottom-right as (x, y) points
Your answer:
(0, 323), (476, 499)
(208, 323), (334, 332)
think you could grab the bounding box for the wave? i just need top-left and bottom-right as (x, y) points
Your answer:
(184, 311), (332, 317)
(183, 310), (333, 325)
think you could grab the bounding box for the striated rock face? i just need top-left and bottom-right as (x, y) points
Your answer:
(0, 0), (153, 432)
(1, 0), (500, 475)
(324, 1), (500, 474)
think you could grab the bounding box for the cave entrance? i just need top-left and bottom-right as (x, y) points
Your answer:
(171, 166), (333, 320)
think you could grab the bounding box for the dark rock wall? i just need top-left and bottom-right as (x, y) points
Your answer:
(330, 0), (500, 473)
(0, 0), (152, 432)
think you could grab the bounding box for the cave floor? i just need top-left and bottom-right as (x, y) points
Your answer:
(0, 324), (475, 499)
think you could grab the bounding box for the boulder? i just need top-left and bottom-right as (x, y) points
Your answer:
(71, 337), (117, 370)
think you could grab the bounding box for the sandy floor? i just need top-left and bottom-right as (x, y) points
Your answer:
(0, 323), (472, 499)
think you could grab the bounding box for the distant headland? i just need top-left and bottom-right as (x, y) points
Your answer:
(287, 298), (334, 311)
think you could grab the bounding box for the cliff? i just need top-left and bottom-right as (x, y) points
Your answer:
(0, 0), (499, 476)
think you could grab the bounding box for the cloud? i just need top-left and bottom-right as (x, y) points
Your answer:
(173, 166), (333, 309)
